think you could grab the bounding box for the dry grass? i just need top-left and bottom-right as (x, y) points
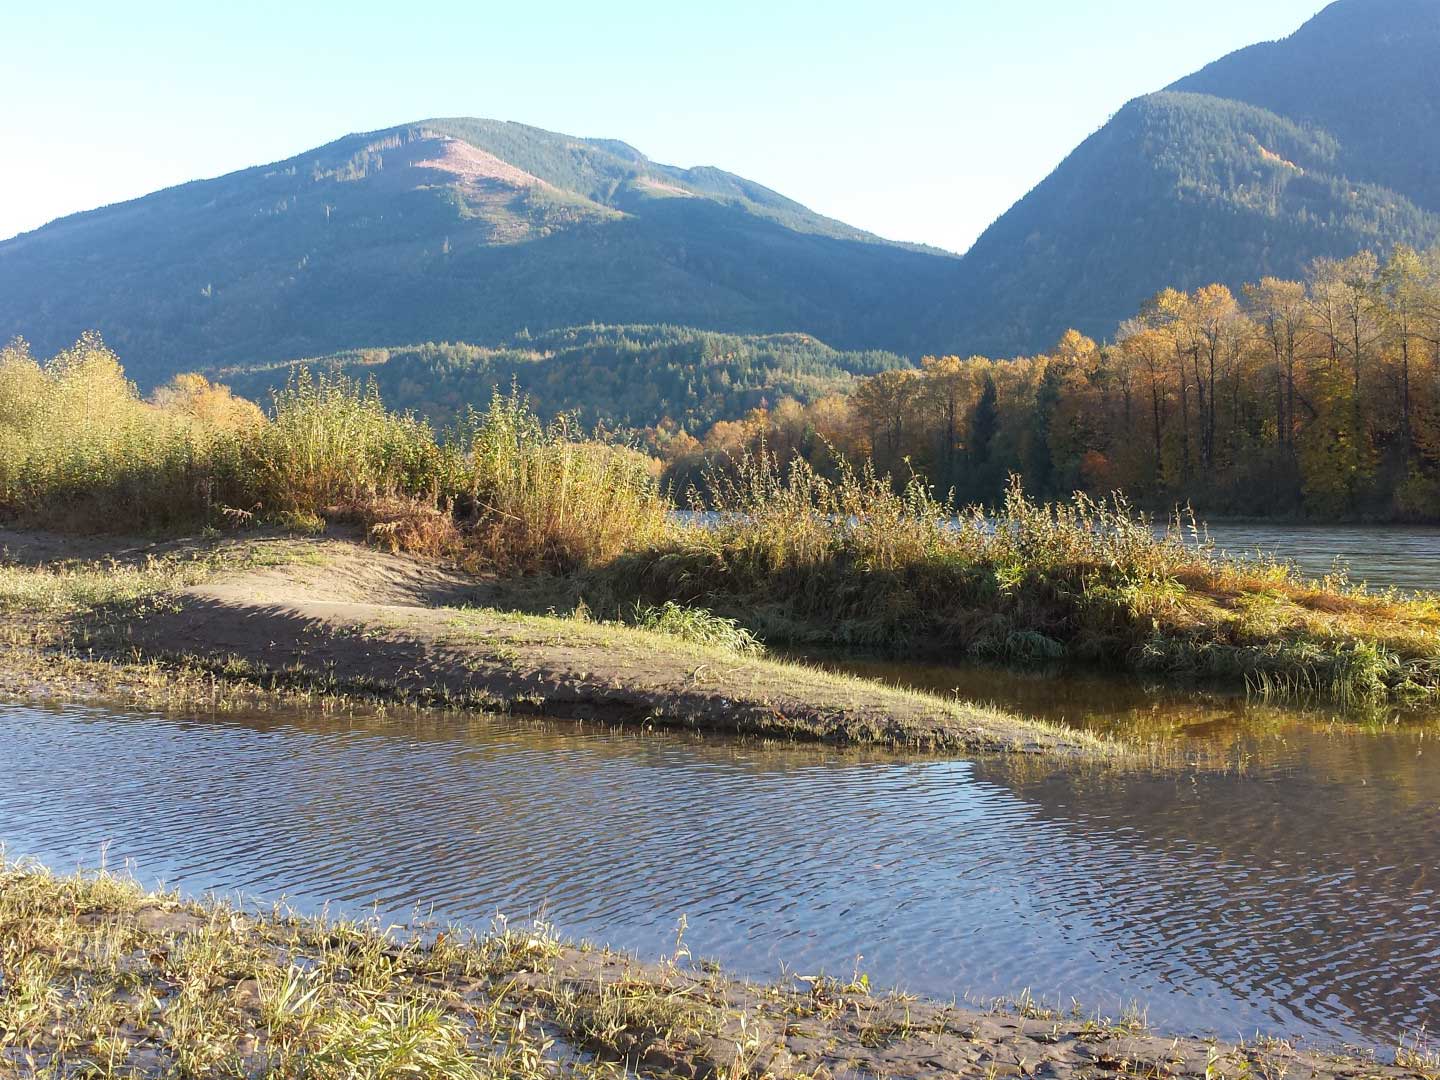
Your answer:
(0, 861), (604, 1079)
(0, 342), (666, 576)
(593, 453), (1440, 705)
(1, 863), (1420, 1080)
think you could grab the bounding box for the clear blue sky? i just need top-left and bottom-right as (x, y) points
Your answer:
(3, 0), (1327, 253)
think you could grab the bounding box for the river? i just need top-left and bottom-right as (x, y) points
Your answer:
(1193, 521), (1440, 592)
(3, 696), (1437, 1051)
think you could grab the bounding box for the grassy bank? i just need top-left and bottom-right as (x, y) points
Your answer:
(598, 458), (1440, 705)
(0, 531), (1095, 756)
(2, 335), (1437, 706)
(3, 862), (1426, 1080)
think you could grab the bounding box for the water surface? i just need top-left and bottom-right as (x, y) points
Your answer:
(1194, 521), (1440, 592)
(4, 700), (1437, 1051)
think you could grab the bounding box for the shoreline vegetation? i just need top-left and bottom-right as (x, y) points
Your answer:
(3, 861), (1433, 1080)
(0, 334), (1437, 710)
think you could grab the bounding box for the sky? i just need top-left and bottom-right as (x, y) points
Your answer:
(3, 0), (1329, 254)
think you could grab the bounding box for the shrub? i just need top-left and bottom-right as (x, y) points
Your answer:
(0, 335), (221, 531)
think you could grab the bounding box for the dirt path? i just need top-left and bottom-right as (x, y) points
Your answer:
(4, 531), (1097, 755)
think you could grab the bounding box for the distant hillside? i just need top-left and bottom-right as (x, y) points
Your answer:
(942, 0), (1440, 356)
(1171, 0), (1440, 209)
(217, 324), (910, 433)
(0, 119), (957, 388)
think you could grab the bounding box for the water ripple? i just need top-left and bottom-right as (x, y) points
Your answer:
(1, 702), (1437, 1049)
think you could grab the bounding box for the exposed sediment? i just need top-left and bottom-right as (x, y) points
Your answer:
(0, 530), (1097, 756)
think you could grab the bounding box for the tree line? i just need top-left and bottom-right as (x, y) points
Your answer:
(664, 247), (1440, 521)
(225, 325), (908, 436)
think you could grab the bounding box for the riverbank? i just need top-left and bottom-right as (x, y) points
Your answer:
(0, 529), (1095, 756)
(4, 352), (1437, 708)
(2, 862), (1427, 1080)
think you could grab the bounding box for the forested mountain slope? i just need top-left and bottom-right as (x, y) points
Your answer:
(217, 324), (910, 434)
(7, 0), (1439, 390)
(0, 120), (957, 387)
(941, 0), (1440, 355)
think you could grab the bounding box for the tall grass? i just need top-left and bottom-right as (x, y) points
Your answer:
(592, 449), (1440, 703)
(248, 369), (445, 514)
(631, 600), (766, 656)
(0, 335), (255, 531)
(3, 334), (1435, 702)
(350, 390), (667, 572)
(0, 337), (665, 573)
(603, 450), (1198, 652)
(441, 391), (667, 571)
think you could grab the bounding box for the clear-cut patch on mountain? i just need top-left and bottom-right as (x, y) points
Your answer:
(1256, 143), (1302, 172)
(634, 176), (695, 197)
(409, 133), (551, 191)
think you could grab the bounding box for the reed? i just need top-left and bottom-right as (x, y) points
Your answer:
(591, 450), (1440, 703)
(350, 390), (668, 572)
(4, 334), (1436, 703)
(0, 341), (667, 574)
(0, 336), (250, 531)
(440, 390), (667, 572)
(247, 368), (445, 513)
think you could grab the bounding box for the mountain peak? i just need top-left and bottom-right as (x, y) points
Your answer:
(0, 116), (956, 386)
(1168, 0), (1440, 213)
(1303, 0), (1440, 36)
(938, 0), (1440, 355)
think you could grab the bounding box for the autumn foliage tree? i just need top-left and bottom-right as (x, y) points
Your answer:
(676, 246), (1440, 521)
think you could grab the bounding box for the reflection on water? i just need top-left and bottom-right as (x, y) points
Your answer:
(802, 654), (1440, 740)
(3, 700), (1438, 1050)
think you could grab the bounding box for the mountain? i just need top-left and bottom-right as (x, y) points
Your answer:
(7, 0), (1438, 389)
(0, 119), (958, 388)
(1171, 0), (1440, 208)
(942, 0), (1440, 356)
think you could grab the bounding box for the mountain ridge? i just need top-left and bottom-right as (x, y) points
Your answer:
(0, 117), (960, 386)
(5, 0), (1440, 390)
(942, 0), (1440, 355)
